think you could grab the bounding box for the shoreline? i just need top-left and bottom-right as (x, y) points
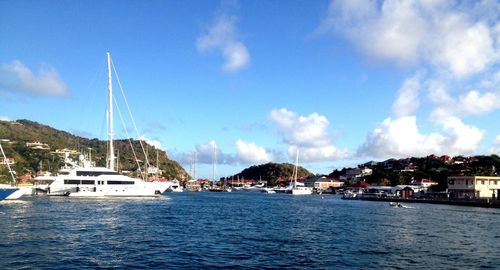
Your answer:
(342, 196), (500, 208)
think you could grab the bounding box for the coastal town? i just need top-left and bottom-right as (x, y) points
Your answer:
(2, 133), (499, 207)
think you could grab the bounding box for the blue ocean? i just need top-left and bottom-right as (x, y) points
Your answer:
(1, 192), (499, 269)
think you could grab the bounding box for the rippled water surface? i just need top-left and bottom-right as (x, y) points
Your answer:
(1, 193), (500, 269)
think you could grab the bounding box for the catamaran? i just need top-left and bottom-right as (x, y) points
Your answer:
(38, 52), (170, 197)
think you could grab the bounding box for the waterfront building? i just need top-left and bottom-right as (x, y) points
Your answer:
(447, 176), (500, 199)
(304, 176), (345, 189)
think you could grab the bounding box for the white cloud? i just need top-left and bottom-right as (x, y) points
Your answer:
(392, 72), (423, 117)
(438, 116), (484, 154)
(428, 78), (500, 119)
(431, 19), (496, 77)
(235, 139), (273, 164)
(322, 0), (499, 77)
(138, 135), (164, 151)
(322, 1), (499, 157)
(0, 116), (11, 121)
(193, 140), (219, 164)
(183, 140), (236, 166)
(0, 60), (69, 96)
(357, 115), (484, 158)
(357, 116), (445, 158)
(197, 15), (250, 72)
(269, 108), (347, 162)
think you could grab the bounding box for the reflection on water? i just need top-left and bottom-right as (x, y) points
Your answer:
(1, 193), (499, 269)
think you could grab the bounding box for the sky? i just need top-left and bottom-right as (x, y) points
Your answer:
(1, 0), (499, 179)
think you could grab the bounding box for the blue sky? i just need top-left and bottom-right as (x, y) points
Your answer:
(1, 0), (499, 179)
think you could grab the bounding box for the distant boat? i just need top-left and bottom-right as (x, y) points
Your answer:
(261, 188), (276, 194)
(291, 148), (313, 195)
(242, 183), (265, 192)
(37, 52), (170, 197)
(389, 202), (409, 208)
(166, 179), (184, 192)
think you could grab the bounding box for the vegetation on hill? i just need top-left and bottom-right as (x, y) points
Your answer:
(228, 162), (315, 185)
(0, 119), (187, 182)
(330, 155), (500, 191)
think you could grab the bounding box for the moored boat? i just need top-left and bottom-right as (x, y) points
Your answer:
(37, 53), (171, 198)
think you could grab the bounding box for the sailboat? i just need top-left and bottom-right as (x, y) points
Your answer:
(291, 148), (313, 195)
(0, 142), (25, 200)
(40, 52), (171, 197)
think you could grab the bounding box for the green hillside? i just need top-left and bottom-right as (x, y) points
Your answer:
(0, 119), (187, 182)
(229, 162), (315, 185)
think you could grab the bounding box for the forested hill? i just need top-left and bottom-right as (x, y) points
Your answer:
(0, 119), (187, 180)
(229, 162), (315, 184)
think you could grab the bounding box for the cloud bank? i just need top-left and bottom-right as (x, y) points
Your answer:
(321, 0), (499, 77)
(321, 0), (499, 158)
(235, 139), (273, 164)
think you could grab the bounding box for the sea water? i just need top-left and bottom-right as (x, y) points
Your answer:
(1, 192), (499, 269)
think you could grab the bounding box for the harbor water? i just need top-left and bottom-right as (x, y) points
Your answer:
(1, 192), (499, 269)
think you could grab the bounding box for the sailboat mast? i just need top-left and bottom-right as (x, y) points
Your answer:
(212, 143), (216, 181)
(107, 52), (115, 171)
(294, 148), (299, 187)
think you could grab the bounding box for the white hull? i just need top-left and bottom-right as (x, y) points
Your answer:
(261, 188), (276, 194)
(44, 167), (171, 198)
(167, 187), (184, 192)
(5, 186), (31, 199)
(0, 184), (31, 200)
(291, 187), (313, 195)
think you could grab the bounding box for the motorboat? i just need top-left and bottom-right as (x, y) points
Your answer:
(389, 202), (409, 208)
(166, 179), (184, 192)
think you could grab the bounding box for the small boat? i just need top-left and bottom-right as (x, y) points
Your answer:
(166, 180), (184, 192)
(261, 188), (276, 194)
(389, 202), (408, 208)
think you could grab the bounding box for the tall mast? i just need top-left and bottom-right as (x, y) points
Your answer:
(193, 152), (197, 180)
(211, 143), (216, 181)
(107, 52), (115, 170)
(293, 148), (299, 187)
(156, 149), (159, 180)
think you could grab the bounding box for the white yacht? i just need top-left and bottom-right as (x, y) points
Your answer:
(38, 52), (171, 197)
(42, 167), (169, 197)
